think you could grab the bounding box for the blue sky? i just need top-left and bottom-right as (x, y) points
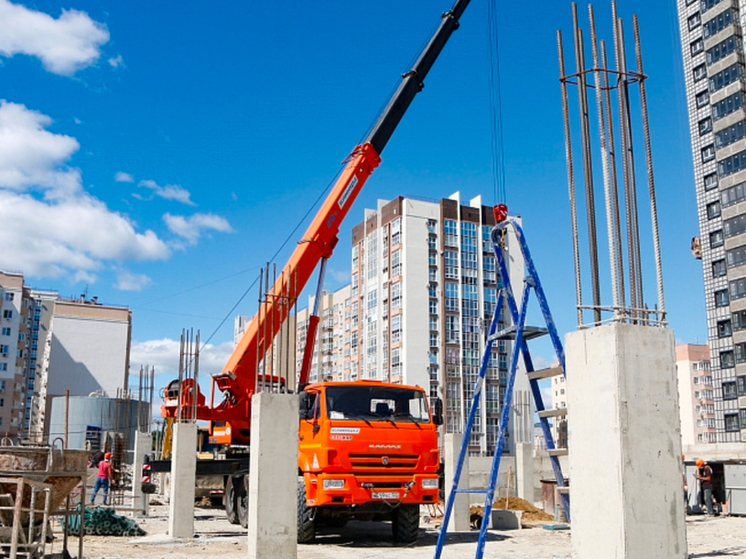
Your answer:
(0, 0), (703, 392)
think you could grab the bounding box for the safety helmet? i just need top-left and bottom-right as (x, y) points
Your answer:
(696, 458), (704, 468)
(104, 452), (112, 459)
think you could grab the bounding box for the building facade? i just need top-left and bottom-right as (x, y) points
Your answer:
(676, 343), (717, 445)
(346, 193), (531, 456)
(677, 0), (746, 442)
(0, 271), (132, 443)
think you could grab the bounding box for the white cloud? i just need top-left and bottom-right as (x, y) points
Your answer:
(114, 171), (134, 183)
(108, 54), (124, 68)
(115, 270), (151, 291)
(130, 337), (235, 379)
(138, 179), (195, 206)
(0, 100), (170, 280)
(164, 213), (233, 244)
(0, 0), (109, 76)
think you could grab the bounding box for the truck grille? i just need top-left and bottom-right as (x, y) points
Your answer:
(348, 453), (419, 470)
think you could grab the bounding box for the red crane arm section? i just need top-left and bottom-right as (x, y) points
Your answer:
(213, 143), (381, 400)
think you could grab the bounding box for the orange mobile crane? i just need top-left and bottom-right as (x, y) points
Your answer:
(161, 0), (471, 543)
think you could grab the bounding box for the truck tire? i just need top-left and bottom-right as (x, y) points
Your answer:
(225, 477), (239, 525)
(237, 475), (249, 528)
(392, 504), (419, 543)
(297, 479), (315, 543)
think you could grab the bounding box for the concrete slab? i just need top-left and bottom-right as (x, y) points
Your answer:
(444, 433), (470, 532)
(168, 422), (197, 539)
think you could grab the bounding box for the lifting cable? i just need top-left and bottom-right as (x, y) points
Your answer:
(486, 0), (506, 205)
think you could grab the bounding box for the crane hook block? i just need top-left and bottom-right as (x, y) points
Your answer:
(493, 204), (508, 223)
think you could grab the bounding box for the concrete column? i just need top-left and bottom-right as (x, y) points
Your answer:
(168, 422), (197, 539)
(247, 393), (298, 559)
(133, 430), (150, 516)
(566, 323), (686, 559)
(444, 433), (470, 531)
(515, 442), (534, 502)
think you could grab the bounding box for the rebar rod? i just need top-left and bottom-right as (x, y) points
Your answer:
(572, 3), (602, 324)
(557, 30), (584, 327)
(194, 330), (200, 422)
(589, 5), (622, 317)
(633, 15), (665, 322)
(256, 269), (263, 394)
(601, 40), (627, 313)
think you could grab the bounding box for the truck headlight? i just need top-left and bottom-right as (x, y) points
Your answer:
(323, 479), (345, 490)
(421, 478), (439, 489)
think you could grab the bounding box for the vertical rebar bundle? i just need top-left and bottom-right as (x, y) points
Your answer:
(176, 328), (200, 422)
(558, 1), (665, 328)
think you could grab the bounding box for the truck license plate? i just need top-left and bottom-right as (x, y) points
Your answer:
(372, 491), (399, 500)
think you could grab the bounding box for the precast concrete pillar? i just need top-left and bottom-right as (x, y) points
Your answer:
(133, 430), (150, 516)
(515, 442), (534, 502)
(247, 392), (298, 559)
(444, 433), (470, 531)
(168, 422), (197, 539)
(566, 323), (686, 559)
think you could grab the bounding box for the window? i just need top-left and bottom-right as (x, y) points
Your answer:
(702, 144), (716, 162)
(721, 350), (736, 368)
(427, 219), (436, 234)
(390, 218), (401, 246)
(699, 117), (713, 135)
(718, 149), (746, 178)
(719, 319), (733, 337)
(367, 289), (377, 309)
(701, 0), (724, 13)
(711, 230), (724, 247)
(736, 343), (746, 361)
(712, 91), (743, 121)
(391, 314), (401, 343)
(0, 364), (6, 372)
(688, 12), (702, 31)
(724, 413), (739, 432)
(722, 181), (746, 207)
(727, 245), (746, 267)
(730, 278), (746, 300)
(429, 333), (438, 347)
(703, 9), (733, 38)
(696, 90), (710, 108)
(391, 249), (401, 277)
(428, 284), (437, 298)
(694, 63), (707, 82)
(725, 214), (746, 238)
(706, 34), (738, 65)
(707, 201), (721, 219)
(705, 172), (719, 191)
(429, 300), (438, 315)
(713, 258), (727, 277)
(3, 293), (12, 301)
(2, 310), (11, 319)
(391, 282), (401, 310)
(0, 328), (9, 336)
(734, 309), (746, 330)
(715, 120), (746, 149)
(715, 288), (730, 306)
(691, 38), (705, 56)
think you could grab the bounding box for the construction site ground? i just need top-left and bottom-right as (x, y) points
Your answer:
(44, 503), (746, 558)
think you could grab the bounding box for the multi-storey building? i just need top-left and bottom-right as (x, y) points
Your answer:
(677, 0), (746, 441)
(0, 271), (132, 442)
(676, 343), (717, 445)
(346, 193), (530, 456)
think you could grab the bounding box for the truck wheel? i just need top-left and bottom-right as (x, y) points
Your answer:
(297, 479), (315, 543)
(225, 477), (239, 525)
(237, 475), (249, 528)
(392, 504), (419, 543)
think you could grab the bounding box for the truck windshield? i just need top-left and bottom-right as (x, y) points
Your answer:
(325, 385), (430, 423)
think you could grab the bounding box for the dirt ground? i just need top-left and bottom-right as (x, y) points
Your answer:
(42, 503), (746, 559)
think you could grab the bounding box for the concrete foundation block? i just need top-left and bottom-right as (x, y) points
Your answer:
(566, 324), (686, 559)
(444, 433), (470, 532)
(168, 422), (197, 539)
(491, 509), (523, 530)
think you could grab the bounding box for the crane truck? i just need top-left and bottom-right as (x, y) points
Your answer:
(159, 0), (471, 543)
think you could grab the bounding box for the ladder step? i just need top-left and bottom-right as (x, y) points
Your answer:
(454, 488), (489, 494)
(538, 408), (567, 418)
(527, 366), (564, 380)
(487, 325), (548, 342)
(548, 448), (568, 457)
(557, 486), (570, 494)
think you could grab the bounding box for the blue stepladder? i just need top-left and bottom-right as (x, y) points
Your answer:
(433, 209), (569, 559)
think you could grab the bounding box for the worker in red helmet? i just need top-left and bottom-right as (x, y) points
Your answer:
(90, 451), (114, 506)
(695, 458), (714, 515)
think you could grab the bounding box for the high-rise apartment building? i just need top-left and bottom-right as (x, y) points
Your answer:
(676, 343), (717, 445)
(677, 0), (746, 442)
(347, 193), (531, 456)
(0, 271), (132, 442)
